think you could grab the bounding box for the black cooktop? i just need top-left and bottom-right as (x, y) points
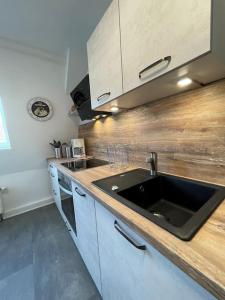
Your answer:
(61, 158), (109, 172)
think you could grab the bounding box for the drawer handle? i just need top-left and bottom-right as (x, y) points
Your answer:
(139, 56), (171, 79)
(97, 92), (111, 101)
(75, 187), (86, 197)
(114, 220), (146, 251)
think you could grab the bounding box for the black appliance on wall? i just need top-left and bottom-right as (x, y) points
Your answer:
(70, 75), (111, 121)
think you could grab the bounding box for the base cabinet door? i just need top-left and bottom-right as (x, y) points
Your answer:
(95, 202), (215, 300)
(72, 182), (101, 293)
(48, 164), (61, 211)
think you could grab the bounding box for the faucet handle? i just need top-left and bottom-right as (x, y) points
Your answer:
(146, 152), (157, 161)
(150, 151), (157, 158)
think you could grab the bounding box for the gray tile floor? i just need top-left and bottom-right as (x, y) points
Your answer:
(0, 204), (101, 300)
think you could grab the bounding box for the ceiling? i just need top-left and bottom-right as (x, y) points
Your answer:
(0, 0), (112, 57)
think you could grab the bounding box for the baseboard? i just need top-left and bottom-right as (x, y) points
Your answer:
(3, 196), (54, 219)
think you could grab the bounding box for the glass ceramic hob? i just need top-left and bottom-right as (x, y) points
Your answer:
(61, 158), (109, 172)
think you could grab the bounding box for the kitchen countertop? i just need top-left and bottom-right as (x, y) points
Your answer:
(48, 157), (225, 299)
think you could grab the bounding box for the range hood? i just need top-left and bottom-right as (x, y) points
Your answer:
(70, 75), (111, 121)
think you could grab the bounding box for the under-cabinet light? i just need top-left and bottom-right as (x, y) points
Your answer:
(177, 77), (193, 88)
(110, 106), (119, 113)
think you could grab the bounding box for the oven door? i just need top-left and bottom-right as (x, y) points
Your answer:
(58, 180), (77, 235)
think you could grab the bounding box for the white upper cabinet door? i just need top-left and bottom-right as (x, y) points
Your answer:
(87, 0), (123, 110)
(119, 0), (212, 93)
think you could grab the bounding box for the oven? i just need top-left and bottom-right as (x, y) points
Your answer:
(58, 171), (76, 235)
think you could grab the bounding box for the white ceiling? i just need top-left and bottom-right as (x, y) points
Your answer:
(0, 0), (111, 57)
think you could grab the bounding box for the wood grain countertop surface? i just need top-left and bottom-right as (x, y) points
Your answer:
(48, 157), (225, 299)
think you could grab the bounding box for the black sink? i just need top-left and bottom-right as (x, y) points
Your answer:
(92, 169), (225, 240)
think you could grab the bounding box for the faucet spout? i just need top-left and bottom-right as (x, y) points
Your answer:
(146, 152), (157, 176)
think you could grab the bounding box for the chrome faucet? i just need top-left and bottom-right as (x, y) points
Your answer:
(146, 152), (157, 176)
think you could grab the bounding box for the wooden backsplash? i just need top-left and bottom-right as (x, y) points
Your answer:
(79, 79), (225, 185)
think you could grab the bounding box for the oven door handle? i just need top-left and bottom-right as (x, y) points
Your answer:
(58, 183), (73, 196)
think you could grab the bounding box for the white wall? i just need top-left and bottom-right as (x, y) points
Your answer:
(0, 47), (79, 217)
(0, 169), (53, 218)
(65, 45), (88, 95)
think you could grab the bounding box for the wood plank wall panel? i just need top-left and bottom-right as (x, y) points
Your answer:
(79, 79), (225, 186)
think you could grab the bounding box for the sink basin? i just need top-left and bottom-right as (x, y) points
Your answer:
(118, 175), (216, 228)
(93, 169), (225, 240)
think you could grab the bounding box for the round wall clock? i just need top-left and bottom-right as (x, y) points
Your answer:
(27, 97), (53, 121)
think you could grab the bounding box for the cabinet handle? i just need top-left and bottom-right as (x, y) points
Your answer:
(114, 220), (146, 251)
(75, 187), (86, 197)
(97, 92), (111, 101)
(139, 56), (171, 79)
(51, 173), (55, 178)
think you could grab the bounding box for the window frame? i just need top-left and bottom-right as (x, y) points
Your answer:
(0, 98), (11, 150)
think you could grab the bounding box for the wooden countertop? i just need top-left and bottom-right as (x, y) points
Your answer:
(48, 158), (225, 299)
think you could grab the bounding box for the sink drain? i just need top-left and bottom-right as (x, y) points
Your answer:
(151, 211), (170, 223)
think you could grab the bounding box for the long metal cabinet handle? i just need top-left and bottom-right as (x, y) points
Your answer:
(139, 56), (172, 79)
(58, 183), (73, 196)
(97, 92), (111, 101)
(75, 187), (86, 197)
(114, 220), (146, 250)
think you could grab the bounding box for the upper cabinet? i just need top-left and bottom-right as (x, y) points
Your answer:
(87, 0), (225, 111)
(119, 0), (211, 93)
(87, 0), (123, 110)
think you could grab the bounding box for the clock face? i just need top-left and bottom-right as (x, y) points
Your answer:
(27, 98), (53, 121)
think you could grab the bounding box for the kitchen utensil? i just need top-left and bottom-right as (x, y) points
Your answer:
(65, 146), (72, 158)
(55, 148), (62, 159)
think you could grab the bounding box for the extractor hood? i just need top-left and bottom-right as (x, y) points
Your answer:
(70, 75), (111, 121)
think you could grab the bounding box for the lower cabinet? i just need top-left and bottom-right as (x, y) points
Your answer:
(49, 168), (216, 300)
(95, 201), (215, 300)
(48, 164), (61, 211)
(72, 182), (102, 293)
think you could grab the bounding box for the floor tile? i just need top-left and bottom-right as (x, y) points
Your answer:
(33, 229), (100, 300)
(0, 213), (33, 280)
(0, 204), (101, 300)
(0, 264), (34, 300)
(31, 204), (66, 243)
